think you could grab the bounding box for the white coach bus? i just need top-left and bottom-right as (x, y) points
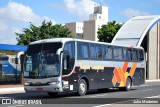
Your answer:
(23, 38), (145, 96)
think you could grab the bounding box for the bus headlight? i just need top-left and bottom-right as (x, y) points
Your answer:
(48, 81), (60, 85)
(24, 82), (31, 86)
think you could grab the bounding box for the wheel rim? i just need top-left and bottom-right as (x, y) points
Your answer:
(79, 82), (86, 93)
(126, 79), (131, 89)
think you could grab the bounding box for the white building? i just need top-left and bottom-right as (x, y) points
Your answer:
(65, 5), (108, 41)
(65, 22), (83, 39)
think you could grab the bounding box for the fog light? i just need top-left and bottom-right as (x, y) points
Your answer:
(48, 81), (60, 85)
(24, 82), (31, 85)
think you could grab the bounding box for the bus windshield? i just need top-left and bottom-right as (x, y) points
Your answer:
(24, 42), (62, 78)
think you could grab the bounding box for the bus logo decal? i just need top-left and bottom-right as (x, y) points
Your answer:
(112, 62), (137, 87)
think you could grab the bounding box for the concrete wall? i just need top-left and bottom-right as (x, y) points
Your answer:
(65, 22), (83, 39)
(83, 20), (96, 41)
(65, 22), (76, 36)
(147, 22), (160, 79)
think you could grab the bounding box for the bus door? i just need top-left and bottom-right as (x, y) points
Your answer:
(61, 41), (75, 91)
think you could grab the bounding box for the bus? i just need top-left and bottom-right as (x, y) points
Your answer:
(23, 38), (145, 96)
(0, 55), (21, 84)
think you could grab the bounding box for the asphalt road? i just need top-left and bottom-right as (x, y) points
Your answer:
(0, 81), (160, 107)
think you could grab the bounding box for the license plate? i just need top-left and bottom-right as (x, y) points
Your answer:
(36, 88), (44, 91)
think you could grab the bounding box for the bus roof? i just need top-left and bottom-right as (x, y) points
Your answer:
(30, 38), (142, 49)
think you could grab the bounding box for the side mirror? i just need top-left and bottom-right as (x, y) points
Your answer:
(16, 51), (25, 64)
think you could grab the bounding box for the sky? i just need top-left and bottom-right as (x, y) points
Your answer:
(0, 0), (160, 44)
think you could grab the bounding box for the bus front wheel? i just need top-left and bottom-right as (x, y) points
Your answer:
(77, 79), (87, 96)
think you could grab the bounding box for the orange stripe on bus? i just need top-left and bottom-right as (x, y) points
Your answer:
(112, 76), (117, 86)
(122, 62), (129, 73)
(114, 68), (121, 83)
(129, 62), (137, 77)
(117, 67), (126, 86)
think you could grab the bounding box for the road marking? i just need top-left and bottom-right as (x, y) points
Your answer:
(140, 84), (149, 87)
(146, 95), (160, 98)
(93, 104), (112, 107)
(16, 105), (24, 107)
(142, 89), (152, 91)
(132, 84), (149, 87)
(93, 99), (137, 107)
(89, 93), (108, 98)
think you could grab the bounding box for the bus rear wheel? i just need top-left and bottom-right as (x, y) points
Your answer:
(47, 92), (58, 97)
(120, 77), (132, 91)
(77, 79), (87, 96)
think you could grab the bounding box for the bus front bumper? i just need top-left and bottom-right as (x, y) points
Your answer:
(24, 85), (63, 93)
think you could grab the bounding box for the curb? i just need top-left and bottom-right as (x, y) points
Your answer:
(0, 87), (24, 94)
(146, 79), (160, 82)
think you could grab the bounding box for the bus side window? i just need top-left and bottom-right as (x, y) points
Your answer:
(123, 48), (127, 61)
(103, 46), (113, 60)
(127, 49), (132, 61)
(77, 42), (89, 59)
(63, 41), (75, 75)
(139, 50), (144, 61)
(132, 49), (138, 61)
(113, 47), (123, 60)
(90, 44), (102, 60)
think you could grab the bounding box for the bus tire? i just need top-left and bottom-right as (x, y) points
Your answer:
(47, 92), (58, 97)
(77, 79), (87, 96)
(120, 77), (132, 91)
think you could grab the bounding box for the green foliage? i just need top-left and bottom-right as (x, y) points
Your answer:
(16, 21), (74, 45)
(97, 20), (123, 43)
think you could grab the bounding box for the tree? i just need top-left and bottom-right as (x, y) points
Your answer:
(97, 20), (123, 43)
(16, 21), (74, 45)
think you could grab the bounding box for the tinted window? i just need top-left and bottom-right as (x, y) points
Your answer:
(25, 42), (62, 78)
(132, 49), (138, 61)
(64, 42), (75, 59)
(113, 47), (123, 60)
(103, 46), (113, 60)
(90, 44), (102, 60)
(63, 41), (75, 75)
(127, 49), (132, 61)
(139, 50), (144, 61)
(77, 42), (89, 59)
(123, 48), (128, 60)
(27, 43), (62, 56)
